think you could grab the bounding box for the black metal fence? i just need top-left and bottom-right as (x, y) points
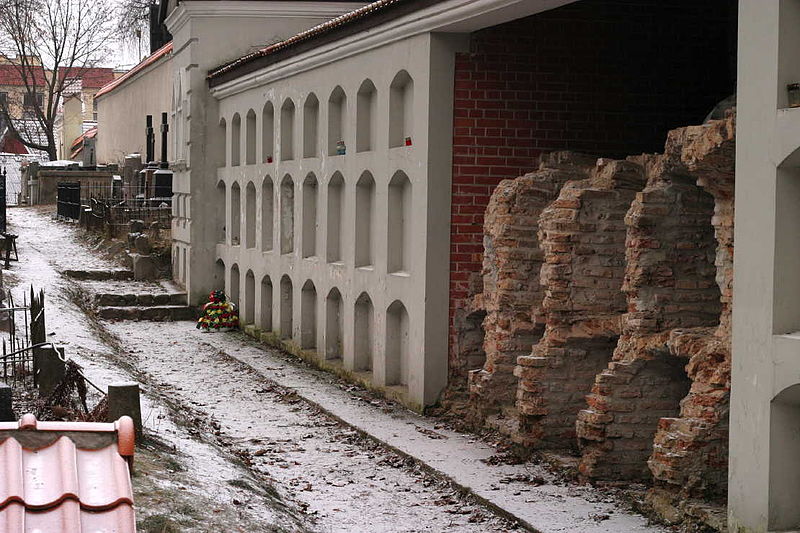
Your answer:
(57, 182), (81, 220)
(0, 288), (37, 387)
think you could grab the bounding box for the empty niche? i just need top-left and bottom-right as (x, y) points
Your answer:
(216, 118), (226, 167)
(231, 113), (241, 166)
(262, 102), (275, 162)
(244, 270), (255, 324)
(280, 99), (295, 161)
(280, 175), (294, 254)
(325, 288), (343, 360)
(303, 93), (319, 158)
(385, 300), (409, 386)
(354, 292), (373, 372)
(216, 181), (226, 243)
(355, 171), (375, 267)
(301, 280), (317, 349)
(214, 259), (225, 291)
(356, 80), (377, 152)
(389, 71), (414, 148)
(328, 86), (347, 156)
(302, 173), (318, 258)
(280, 275), (293, 339)
(387, 171), (412, 273)
(245, 181), (256, 248)
(262, 176), (274, 251)
(260, 275), (273, 331)
(231, 182), (241, 245)
(245, 109), (256, 165)
(230, 264), (240, 306)
(326, 172), (344, 263)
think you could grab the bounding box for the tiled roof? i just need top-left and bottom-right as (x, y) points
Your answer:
(207, 0), (430, 85)
(0, 65), (47, 88)
(0, 65), (116, 90)
(95, 42), (173, 99)
(59, 68), (116, 89)
(0, 414), (136, 533)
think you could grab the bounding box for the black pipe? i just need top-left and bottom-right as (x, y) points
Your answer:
(160, 112), (169, 169)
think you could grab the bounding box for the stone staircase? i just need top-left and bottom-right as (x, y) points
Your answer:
(96, 291), (195, 321)
(73, 278), (195, 322)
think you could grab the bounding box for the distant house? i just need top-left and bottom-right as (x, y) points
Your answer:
(0, 57), (115, 159)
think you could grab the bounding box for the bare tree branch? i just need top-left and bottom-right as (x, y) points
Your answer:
(0, 0), (119, 160)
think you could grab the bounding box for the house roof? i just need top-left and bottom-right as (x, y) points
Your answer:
(59, 68), (116, 89)
(95, 42), (173, 99)
(207, 0), (435, 87)
(0, 65), (47, 88)
(0, 65), (115, 90)
(0, 414), (136, 533)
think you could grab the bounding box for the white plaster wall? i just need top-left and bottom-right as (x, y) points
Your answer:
(731, 1), (800, 531)
(95, 55), (173, 165)
(213, 33), (464, 407)
(166, 0), (364, 301)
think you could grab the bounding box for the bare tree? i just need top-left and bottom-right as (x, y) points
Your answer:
(116, 0), (151, 56)
(0, 0), (118, 160)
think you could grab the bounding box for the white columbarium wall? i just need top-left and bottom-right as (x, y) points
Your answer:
(212, 33), (466, 408)
(165, 1), (364, 298)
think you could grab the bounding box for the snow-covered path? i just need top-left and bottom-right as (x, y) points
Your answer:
(7, 206), (672, 533)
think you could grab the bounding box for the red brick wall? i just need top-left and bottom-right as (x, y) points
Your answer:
(448, 0), (736, 379)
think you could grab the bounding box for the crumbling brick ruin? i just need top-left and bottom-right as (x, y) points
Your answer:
(515, 158), (647, 448)
(461, 112), (735, 522)
(467, 152), (596, 430)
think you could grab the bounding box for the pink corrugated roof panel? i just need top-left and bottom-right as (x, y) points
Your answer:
(0, 415), (136, 533)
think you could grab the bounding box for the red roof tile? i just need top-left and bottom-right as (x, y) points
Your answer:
(0, 65), (116, 90)
(59, 68), (116, 89)
(0, 65), (47, 87)
(0, 415), (136, 533)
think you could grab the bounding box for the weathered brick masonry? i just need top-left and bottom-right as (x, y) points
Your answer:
(575, 114), (734, 501)
(448, 0), (736, 402)
(515, 157), (647, 448)
(468, 152), (596, 430)
(464, 113), (734, 526)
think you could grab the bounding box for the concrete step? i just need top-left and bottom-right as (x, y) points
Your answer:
(95, 292), (187, 307)
(64, 269), (134, 281)
(97, 305), (196, 321)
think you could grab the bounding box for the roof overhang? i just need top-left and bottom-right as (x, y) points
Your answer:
(208, 0), (576, 94)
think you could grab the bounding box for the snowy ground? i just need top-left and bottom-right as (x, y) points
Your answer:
(5, 206), (673, 533)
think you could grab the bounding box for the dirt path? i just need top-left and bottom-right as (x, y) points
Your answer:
(7, 206), (520, 532)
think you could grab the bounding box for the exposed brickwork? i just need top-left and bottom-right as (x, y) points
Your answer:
(467, 152), (595, 429)
(514, 158), (647, 448)
(647, 113), (735, 501)
(447, 0), (737, 395)
(576, 117), (734, 489)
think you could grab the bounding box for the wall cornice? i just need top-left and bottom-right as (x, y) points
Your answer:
(209, 0), (573, 99)
(166, 2), (364, 34)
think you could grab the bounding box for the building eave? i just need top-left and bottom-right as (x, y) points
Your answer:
(208, 0), (576, 97)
